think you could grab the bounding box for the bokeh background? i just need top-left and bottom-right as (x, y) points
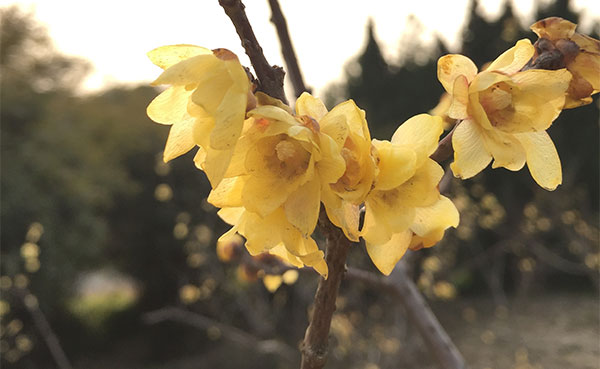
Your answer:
(1, 0), (598, 368)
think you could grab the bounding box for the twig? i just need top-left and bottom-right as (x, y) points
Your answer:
(143, 306), (296, 362)
(430, 121), (460, 164)
(346, 263), (467, 369)
(15, 288), (73, 369)
(267, 0), (310, 98)
(219, 0), (288, 103)
(300, 212), (353, 369)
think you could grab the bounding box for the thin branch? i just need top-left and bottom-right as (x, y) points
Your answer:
(219, 0), (288, 103)
(346, 263), (467, 369)
(300, 211), (353, 369)
(430, 121), (460, 164)
(15, 288), (73, 369)
(267, 0), (310, 98)
(143, 306), (296, 362)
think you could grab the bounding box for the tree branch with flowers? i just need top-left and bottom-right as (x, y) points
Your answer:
(145, 0), (600, 367)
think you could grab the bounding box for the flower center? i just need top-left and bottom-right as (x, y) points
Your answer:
(275, 140), (297, 162)
(480, 83), (515, 127)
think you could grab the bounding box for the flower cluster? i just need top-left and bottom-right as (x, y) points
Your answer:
(148, 46), (458, 276)
(147, 17), (598, 277)
(438, 17), (599, 190)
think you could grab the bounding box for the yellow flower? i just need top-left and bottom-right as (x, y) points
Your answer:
(146, 45), (253, 186)
(363, 114), (459, 275)
(437, 39), (572, 190)
(208, 94), (346, 277)
(292, 94), (377, 241)
(530, 17), (600, 108)
(218, 207), (329, 277)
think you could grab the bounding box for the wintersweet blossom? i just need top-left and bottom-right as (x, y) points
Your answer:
(147, 45), (253, 186)
(293, 94), (377, 242)
(208, 93), (347, 277)
(437, 39), (572, 190)
(362, 114), (459, 275)
(530, 17), (600, 108)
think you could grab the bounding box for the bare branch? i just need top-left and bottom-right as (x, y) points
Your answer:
(346, 263), (467, 369)
(143, 306), (297, 362)
(430, 121), (460, 164)
(219, 0), (288, 103)
(267, 0), (310, 98)
(300, 211), (353, 369)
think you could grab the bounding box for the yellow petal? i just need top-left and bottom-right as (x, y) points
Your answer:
(411, 195), (459, 247)
(147, 44), (211, 69)
(437, 54), (478, 93)
(450, 119), (492, 179)
(322, 100), (371, 142)
(295, 92), (328, 121)
(217, 207), (245, 225)
(208, 87), (247, 150)
(314, 135), (345, 185)
(493, 69), (571, 133)
(203, 147), (235, 187)
(152, 54), (220, 86)
(284, 178), (321, 237)
(321, 187), (361, 242)
(486, 39), (535, 75)
(570, 51), (600, 92)
(372, 140), (417, 191)
(363, 196), (415, 245)
(393, 159), (444, 208)
(530, 17), (576, 40)
(391, 114), (443, 166)
(147, 86), (192, 125)
(448, 75), (469, 119)
(242, 175), (295, 217)
(514, 131), (562, 190)
(163, 118), (197, 162)
(208, 176), (246, 208)
(366, 230), (412, 276)
(481, 127), (526, 171)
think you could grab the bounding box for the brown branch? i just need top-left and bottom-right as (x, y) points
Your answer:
(267, 0), (311, 98)
(219, 0), (288, 103)
(143, 306), (296, 362)
(346, 263), (467, 369)
(300, 211), (353, 369)
(430, 121), (460, 164)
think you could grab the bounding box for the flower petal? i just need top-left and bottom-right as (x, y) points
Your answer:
(366, 230), (412, 276)
(147, 44), (211, 69)
(372, 139), (417, 191)
(208, 176), (246, 208)
(296, 92), (328, 120)
(514, 131), (562, 190)
(437, 54), (478, 93)
(530, 17), (576, 40)
(481, 127), (526, 171)
(284, 177), (321, 237)
(391, 114), (443, 166)
(486, 39), (535, 75)
(152, 54), (220, 86)
(147, 86), (192, 125)
(163, 118), (197, 162)
(493, 69), (571, 133)
(411, 195), (459, 247)
(450, 119), (492, 179)
(448, 75), (469, 119)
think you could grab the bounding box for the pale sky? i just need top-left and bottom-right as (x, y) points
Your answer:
(2, 0), (599, 98)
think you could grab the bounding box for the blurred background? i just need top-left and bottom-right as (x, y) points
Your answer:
(0, 0), (598, 368)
